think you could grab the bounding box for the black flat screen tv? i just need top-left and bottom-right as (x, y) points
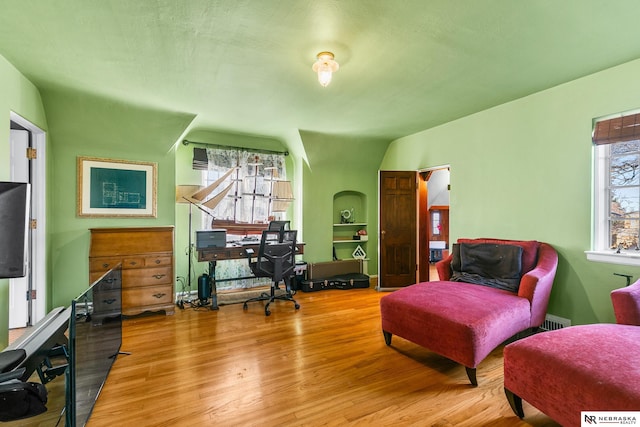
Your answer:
(66, 264), (122, 427)
(0, 182), (30, 278)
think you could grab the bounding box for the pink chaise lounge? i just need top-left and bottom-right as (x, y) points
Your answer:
(380, 238), (558, 385)
(503, 279), (640, 427)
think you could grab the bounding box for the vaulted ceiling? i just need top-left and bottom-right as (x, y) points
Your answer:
(2, 1), (640, 142)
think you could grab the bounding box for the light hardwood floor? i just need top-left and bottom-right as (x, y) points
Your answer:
(9, 287), (560, 426)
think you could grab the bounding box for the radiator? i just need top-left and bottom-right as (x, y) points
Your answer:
(540, 314), (571, 331)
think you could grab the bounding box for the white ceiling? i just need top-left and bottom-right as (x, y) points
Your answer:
(2, 1), (640, 141)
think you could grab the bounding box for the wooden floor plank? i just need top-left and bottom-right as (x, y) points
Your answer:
(7, 288), (560, 426)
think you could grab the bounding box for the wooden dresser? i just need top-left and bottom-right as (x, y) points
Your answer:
(89, 226), (175, 316)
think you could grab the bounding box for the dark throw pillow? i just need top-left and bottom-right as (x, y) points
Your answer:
(450, 242), (523, 292)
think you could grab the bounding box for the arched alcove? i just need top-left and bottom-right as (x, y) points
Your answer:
(333, 190), (367, 224)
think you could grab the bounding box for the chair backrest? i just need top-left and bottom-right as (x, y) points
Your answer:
(611, 279), (640, 326)
(254, 230), (297, 283)
(268, 220), (290, 232)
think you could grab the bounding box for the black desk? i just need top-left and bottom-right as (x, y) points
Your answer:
(197, 242), (305, 309)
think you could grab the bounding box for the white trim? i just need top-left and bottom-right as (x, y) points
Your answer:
(10, 111), (46, 324)
(592, 144), (608, 251)
(585, 250), (640, 266)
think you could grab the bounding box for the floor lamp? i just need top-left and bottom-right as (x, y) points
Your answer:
(176, 167), (236, 307)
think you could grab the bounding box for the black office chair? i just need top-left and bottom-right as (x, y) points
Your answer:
(268, 220), (290, 232)
(243, 230), (300, 316)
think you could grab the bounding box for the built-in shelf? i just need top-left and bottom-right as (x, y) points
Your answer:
(332, 238), (369, 243)
(332, 223), (368, 243)
(333, 190), (368, 268)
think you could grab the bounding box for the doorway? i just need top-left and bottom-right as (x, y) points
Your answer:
(8, 112), (46, 330)
(420, 167), (450, 282)
(378, 166), (450, 289)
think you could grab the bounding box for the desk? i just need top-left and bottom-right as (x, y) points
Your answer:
(197, 242), (305, 309)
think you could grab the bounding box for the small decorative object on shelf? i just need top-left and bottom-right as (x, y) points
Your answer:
(340, 208), (354, 224)
(352, 245), (366, 259)
(352, 229), (369, 241)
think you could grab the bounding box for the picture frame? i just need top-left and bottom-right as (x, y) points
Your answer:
(77, 156), (157, 218)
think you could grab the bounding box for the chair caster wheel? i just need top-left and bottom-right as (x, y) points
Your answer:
(243, 303), (248, 310)
(294, 304), (300, 309)
(265, 310), (271, 316)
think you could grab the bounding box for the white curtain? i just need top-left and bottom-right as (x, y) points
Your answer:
(203, 148), (286, 224)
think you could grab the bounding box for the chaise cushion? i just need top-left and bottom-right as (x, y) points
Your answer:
(504, 324), (640, 426)
(380, 281), (531, 367)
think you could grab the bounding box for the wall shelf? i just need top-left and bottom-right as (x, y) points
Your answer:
(333, 191), (368, 268)
(332, 223), (368, 243)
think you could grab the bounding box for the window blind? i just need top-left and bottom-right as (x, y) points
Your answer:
(192, 147), (209, 170)
(593, 113), (640, 145)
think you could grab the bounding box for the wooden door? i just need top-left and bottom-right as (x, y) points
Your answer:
(379, 171), (418, 288)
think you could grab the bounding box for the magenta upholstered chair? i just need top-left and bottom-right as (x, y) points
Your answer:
(503, 280), (640, 427)
(380, 238), (558, 386)
(611, 279), (640, 325)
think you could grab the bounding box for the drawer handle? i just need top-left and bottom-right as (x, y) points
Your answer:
(102, 298), (116, 305)
(152, 293), (166, 299)
(153, 274), (166, 280)
(154, 259), (161, 264)
(102, 263), (110, 268)
(129, 261), (137, 266)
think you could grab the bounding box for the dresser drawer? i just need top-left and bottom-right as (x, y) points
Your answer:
(90, 257), (122, 273)
(122, 257), (146, 269)
(92, 289), (121, 315)
(89, 268), (124, 285)
(123, 266), (172, 286)
(123, 285), (173, 307)
(144, 255), (172, 268)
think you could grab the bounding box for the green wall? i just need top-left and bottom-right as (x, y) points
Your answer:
(0, 55), (48, 348)
(300, 131), (390, 274)
(41, 87), (195, 308)
(381, 57), (640, 325)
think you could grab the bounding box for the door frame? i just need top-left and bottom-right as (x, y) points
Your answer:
(9, 111), (46, 325)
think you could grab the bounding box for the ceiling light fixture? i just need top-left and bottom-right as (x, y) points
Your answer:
(312, 51), (339, 87)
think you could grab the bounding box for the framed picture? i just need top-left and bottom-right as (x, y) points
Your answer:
(77, 157), (157, 217)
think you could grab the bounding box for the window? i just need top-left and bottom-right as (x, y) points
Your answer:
(191, 146), (290, 291)
(192, 146), (289, 232)
(431, 211), (441, 236)
(588, 112), (640, 265)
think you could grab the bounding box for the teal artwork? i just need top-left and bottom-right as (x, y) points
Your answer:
(89, 167), (147, 209)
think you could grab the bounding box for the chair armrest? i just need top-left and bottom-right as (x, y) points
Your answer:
(517, 243), (558, 327)
(611, 279), (640, 325)
(436, 253), (454, 281)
